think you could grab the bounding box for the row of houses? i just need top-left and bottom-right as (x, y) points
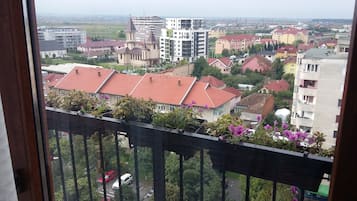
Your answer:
(47, 66), (241, 122)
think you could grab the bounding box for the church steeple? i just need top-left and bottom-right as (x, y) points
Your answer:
(125, 18), (136, 49)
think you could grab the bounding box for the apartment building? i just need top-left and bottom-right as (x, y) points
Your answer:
(214, 34), (256, 55)
(131, 16), (164, 42)
(159, 18), (209, 63)
(291, 48), (348, 148)
(272, 28), (309, 45)
(37, 27), (86, 49)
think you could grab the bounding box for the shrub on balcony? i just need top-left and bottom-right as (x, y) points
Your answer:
(152, 104), (201, 132)
(112, 96), (155, 123)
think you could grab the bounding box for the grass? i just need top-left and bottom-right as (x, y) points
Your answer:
(226, 171), (241, 180)
(75, 24), (125, 40)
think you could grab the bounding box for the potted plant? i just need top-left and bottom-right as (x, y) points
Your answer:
(206, 116), (333, 191)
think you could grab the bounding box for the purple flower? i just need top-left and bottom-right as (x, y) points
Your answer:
(204, 104), (208, 109)
(290, 186), (299, 195)
(292, 198), (298, 201)
(264, 124), (272, 131)
(274, 120), (278, 127)
(283, 130), (292, 137)
(307, 137), (315, 145)
(296, 131), (308, 140)
(234, 126), (245, 136)
(288, 133), (298, 141)
(256, 115), (262, 122)
(282, 122), (289, 130)
(228, 124), (235, 133)
(191, 100), (197, 105)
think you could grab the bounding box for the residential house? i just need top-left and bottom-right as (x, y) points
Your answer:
(275, 45), (297, 59)
(209, 27), (226, 39)
(200, 75), (226, 89)
(207, 57), (233, 74)
(182, 81), (236, 122)
(241, 55), (272, 73)
(215, 34), (256, 54)
(77, 39), (125, 58)
(52, 67), (239, 122)
(117, 18), (160, 67)
(259, 80), (290, 93)
(39, 40), (67, 59)
(37, 27), (86, 49)
(297, 43), (315, 52)
(272, 28), (309, 45)
(283, 57), (297, 75)
(235, 93), (274, 125)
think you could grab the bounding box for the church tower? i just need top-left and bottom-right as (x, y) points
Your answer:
(126, 18), (136, 50)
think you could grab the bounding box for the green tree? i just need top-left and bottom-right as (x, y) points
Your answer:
(192, 57), (209, 78)
(221, 49), (230, 57)
(271, 58), (284, 80)
(293, 39), (304, 47)
(202, 66), (224, 80)
(118, 30), (126, 39)
(114, 185), (135, 201)
(231, 64), (242, 75)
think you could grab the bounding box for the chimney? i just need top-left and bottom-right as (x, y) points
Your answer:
(75, 69), (79, 74)
(98, 71), (101, 77)
(178, 79), (181, 86)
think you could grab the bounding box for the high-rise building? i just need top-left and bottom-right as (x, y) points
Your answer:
(159, 18), (209, 63)
(291, 46), (348, 148)
(37, 27), (87, 49)
(131, 16), (164, 42)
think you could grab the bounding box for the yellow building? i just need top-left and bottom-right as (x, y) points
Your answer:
(283, 57), (297, 75)
(209, 29), (226, 39)
(275, 45), (297, 59)
(272, 28), (309, 45)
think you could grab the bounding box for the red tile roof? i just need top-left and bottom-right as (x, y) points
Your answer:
(263, 80), (290, 92)
(183, 82), (236, 108)
(242, 55), (272, 73)
(44, 73), (65, 87)
(54, 66), (115, 93)
(208, 57), (232, 67)
(130, 74), (196, 105)
(219, 34), (256, 41)
(99, 73), (142, 96)
(223, 87), (241, 97)
(200, 75), (226, 88)
(297, 44), (314, 52)
(78, 39), (125, 49)
(277, 45), (298, 54)
(283, 57), (297, 65)
(274, 28), (308, 35)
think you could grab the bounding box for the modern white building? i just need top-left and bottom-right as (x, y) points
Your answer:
(159, 18), (209, 63)
(37, 27), (87, 49)
(291, 48), (348, 148)
(131, 16), (164, 42)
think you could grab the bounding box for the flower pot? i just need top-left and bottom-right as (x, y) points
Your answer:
(208, 141), (332, 192)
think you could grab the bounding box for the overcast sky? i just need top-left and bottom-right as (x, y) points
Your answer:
(35, 0), (355, 19)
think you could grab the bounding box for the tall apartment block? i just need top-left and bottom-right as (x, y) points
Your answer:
(291, 46), (348, 148)
(131, 16), (164, 42)
(159, 18), (209, 63)
(37, 27), (86, 49)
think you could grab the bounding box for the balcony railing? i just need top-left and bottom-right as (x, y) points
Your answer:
(46, 107), (332, 201)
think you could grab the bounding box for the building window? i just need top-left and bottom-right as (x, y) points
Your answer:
(333, 130), (338, 138)
(336, 115), (340, 123)
(338, 99), (342, 107)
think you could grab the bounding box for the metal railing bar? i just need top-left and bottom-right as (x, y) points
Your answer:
(272, 181), (277, 201)
(179, 154), (184, 201)
(200, 149), (204, 201)
(221, 171), (226, 201)
(68, 131), (80, 200)
(83, 135), (93, 201)
(134, 145), (140, 201)
(114, 132), (123, 201)
(245, 176), (250, 201)
(98, 132), (107, 201)
(54, 130), (67, 201)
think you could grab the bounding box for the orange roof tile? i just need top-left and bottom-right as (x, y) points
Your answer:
(223, 87), (241, 97)
(183, 82), (235, 108)
(263, 80), (290, 92)
(54, 66), (115, 93)
(99, 73), (142, 96)
(200, 75), (226, 88)
(242, 55), (272, 73)
(208, 57), (233, 67)
(130, 74), (196, 105)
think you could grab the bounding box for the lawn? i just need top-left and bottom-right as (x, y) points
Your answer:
(75, 24), (125, 40)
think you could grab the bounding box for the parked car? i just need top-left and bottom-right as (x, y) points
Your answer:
(112, 173), (133, 189)
(97, 170), (117, 183)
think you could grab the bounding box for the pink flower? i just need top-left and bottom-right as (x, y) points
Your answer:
(282, 123), (289, 130)
(274, 120), (278, 127)
(264, 124), (272, 131)
(228, 124), (235, 133)
(256, 115), (262, 122)
(292, 198), (298, 201)
(290, 186), (299, 195)
(307, 137), (315, 145)
(283, 130), (292, 137)
(191, 100), (196, 105)
(204, 104), (208, 109)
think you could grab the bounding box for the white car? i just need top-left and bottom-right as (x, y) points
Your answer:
(112, 173), (133, 190)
